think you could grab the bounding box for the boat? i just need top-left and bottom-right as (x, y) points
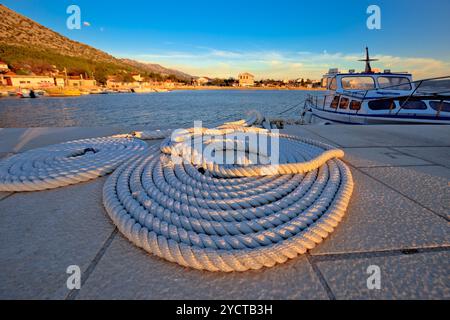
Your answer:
(96, 89), (116, 94)
(154, 88), (170, 93)
(89, 88), (103, 94)
(18, 89), (37, 98)
(302, 48), (450, 125)
(45, 88), (82, 97)
(132, 87), (155, 93)
(34, 89), (46, 96)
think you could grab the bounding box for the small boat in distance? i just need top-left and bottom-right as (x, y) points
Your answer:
(18, 89), (37, 98)
(303, 48), (450, 124)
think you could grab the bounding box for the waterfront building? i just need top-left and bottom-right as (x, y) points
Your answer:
(0, 60), (9, 72)
(194, 77), (212, 86)
(2, 74), (55, 88)
(54, 77), (65, 87)
(67, 75), (97, 88)
(238, 72), (255, 87)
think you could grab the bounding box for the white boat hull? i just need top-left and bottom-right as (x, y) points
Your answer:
(310, 108), (450, 125)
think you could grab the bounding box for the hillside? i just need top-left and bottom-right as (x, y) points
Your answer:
(119, 59), (192, 82)
(0, 4), (193, 83)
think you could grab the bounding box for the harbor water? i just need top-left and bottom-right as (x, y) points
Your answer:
(0, 90), (317, 128)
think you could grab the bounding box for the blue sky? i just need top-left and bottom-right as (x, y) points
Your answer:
(3, 0), (450, 79)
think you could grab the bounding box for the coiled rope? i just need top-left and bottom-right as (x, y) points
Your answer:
(117, 110), (268, 141)
(103, 130), (353, 272)
(0, 137), (148, 192)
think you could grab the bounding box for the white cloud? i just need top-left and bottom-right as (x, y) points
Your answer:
(120, 48), (450, 80)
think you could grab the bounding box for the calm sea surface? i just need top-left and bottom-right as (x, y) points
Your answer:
(0, 90), (317, 128)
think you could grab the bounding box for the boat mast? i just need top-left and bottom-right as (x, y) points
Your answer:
(358, 47), (378, 73)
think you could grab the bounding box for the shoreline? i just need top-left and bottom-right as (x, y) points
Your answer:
(0, 86), (324, 98)
(170, 86), (325, 91)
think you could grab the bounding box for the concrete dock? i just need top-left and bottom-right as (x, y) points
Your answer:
(0, 125), (448, 300)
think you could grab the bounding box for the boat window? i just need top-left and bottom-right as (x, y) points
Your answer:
(430, 101), (450, 112)
(378, 77), (412, 90)
(398, 99), (427, 110)
(339, 97), (349, 109)
(350, 100), (362, 110)
(329, 78), (337, 90)
(341, 77), (375, 90)
(330, 95), (340, 109)
(368, 99), (396, 110)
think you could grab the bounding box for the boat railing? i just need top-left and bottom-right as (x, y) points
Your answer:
(393, 76), (450, 115)
(305, 75), (450, 113)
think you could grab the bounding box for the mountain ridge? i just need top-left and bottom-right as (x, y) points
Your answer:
(0, 4), (193, 82)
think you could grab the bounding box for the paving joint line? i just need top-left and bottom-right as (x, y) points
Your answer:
(310, 246), (450, 262)
(353, 164), (437, 169)
(0, 192), (15, 202)
(300, 128), (344, 147)
(348, 163), (449, 222)
(305, 253), (336, 300)
(342, 145), (450, 149)
(388, 146), (450, 169)
(65, 228), (118, 300)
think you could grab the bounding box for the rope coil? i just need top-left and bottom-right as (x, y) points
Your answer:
(0, 137), (148, 192)
(103, 131), (353, 272)
(0, 111), (354, 272)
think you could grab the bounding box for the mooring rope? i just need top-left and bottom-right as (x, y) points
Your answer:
(118, 110), (268, 141)
(162, 130), (345, 177)
(0, 111), (354, 272)
(0, 137), (148, 192)
(103, 131), (353, 272)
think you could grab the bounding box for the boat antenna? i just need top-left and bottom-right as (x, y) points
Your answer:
(358, 47), (378, 73)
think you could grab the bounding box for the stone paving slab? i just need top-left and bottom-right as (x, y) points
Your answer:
(0, 125), (449, 300)
(303, 125), (450, 148)
(75, 234), (329, 300)
(0, 177), (114, 299)
(315, 250), (450, 300)
(393, 147), (450, 169)
(360, 166), (450, 220)
(310, 168), (450, 255)
(342, 147), (432, 168)
(283, 125), (339, 146)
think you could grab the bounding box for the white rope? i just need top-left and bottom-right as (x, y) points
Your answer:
(163, 132), (345, 177)
(218, 110), (263, 129)
(113, 129), (173, 140)
(103, 132), (354, 272)
(117, 110), (267, 141)
(0, 137), (148, 192)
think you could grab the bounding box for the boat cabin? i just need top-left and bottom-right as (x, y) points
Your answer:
(303, 48), (450, 124)
(323, 71), (414, 94)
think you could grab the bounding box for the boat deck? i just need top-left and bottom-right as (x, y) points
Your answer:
(0, 125), (449, 300)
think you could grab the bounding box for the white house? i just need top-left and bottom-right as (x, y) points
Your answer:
(238, 72), (255, 87)
(195, 77), (211, 86)
(0, 60), (9, 72)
